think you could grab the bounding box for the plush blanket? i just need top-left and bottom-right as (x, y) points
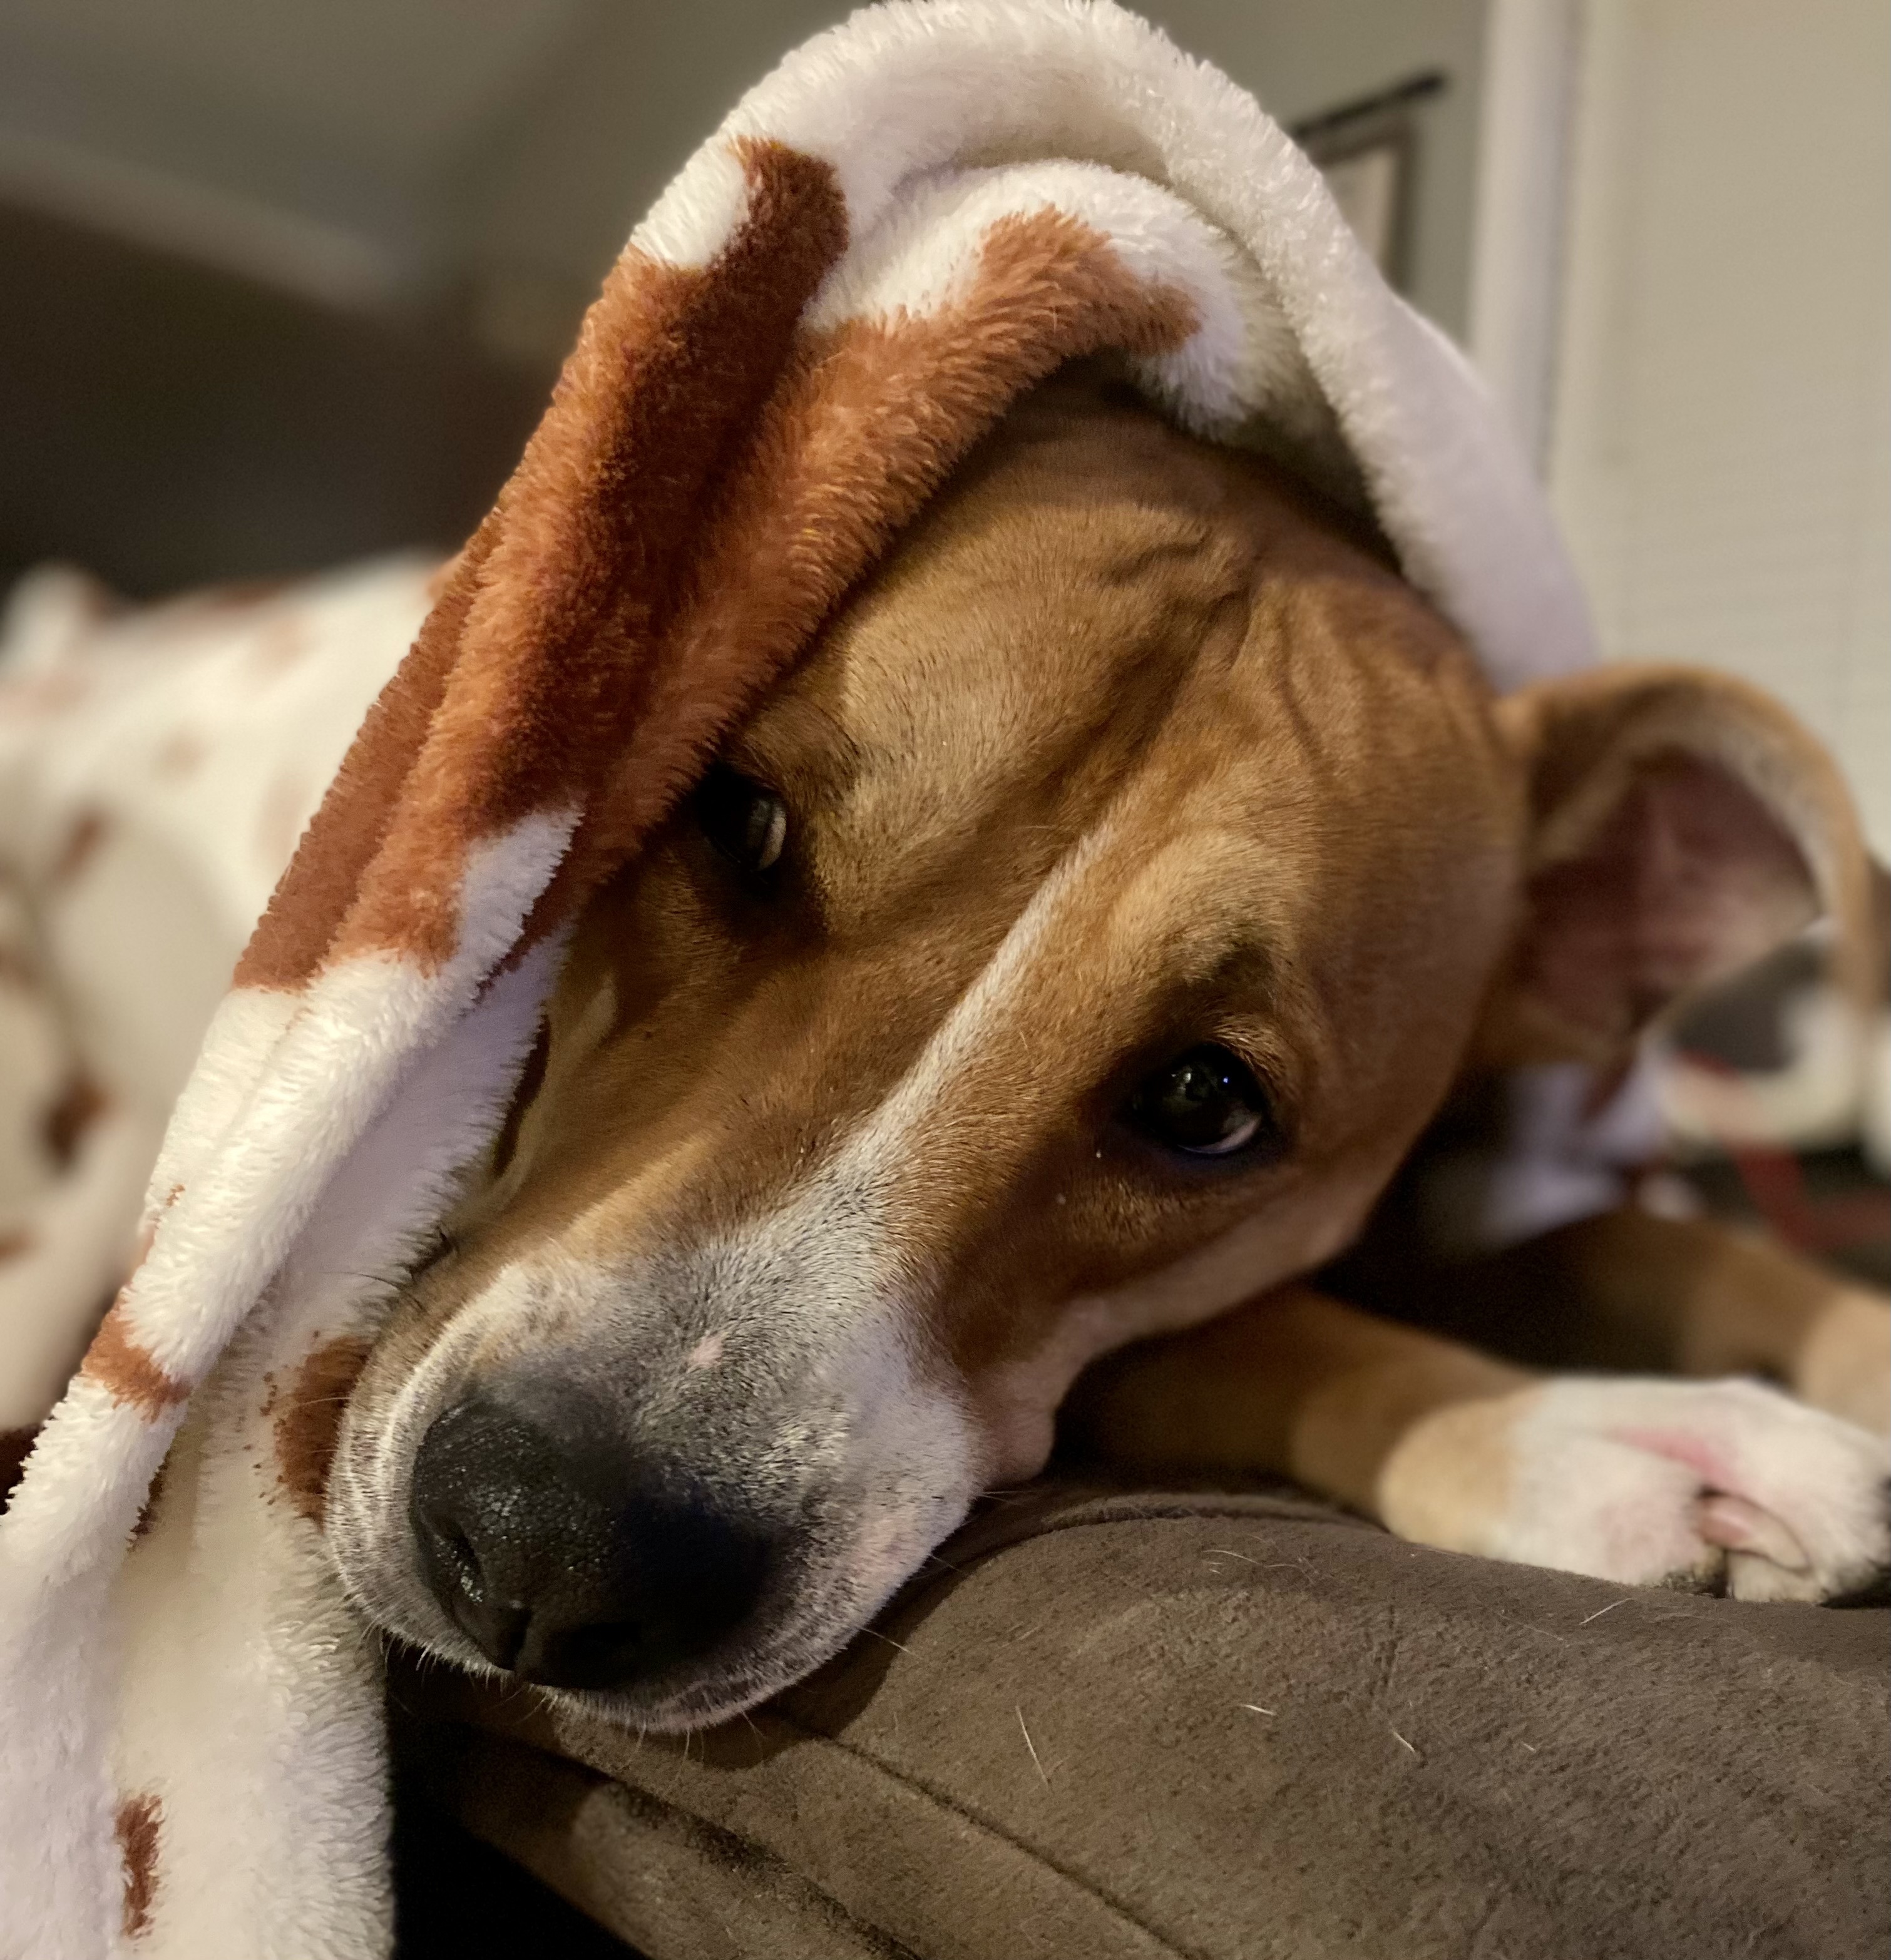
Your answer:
(0, 3), (1590, 1952)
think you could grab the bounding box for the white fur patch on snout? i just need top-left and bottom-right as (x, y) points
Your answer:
(1379, 1376), (1891, 1601)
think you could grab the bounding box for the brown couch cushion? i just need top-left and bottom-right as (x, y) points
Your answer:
(395, 1482), (1890, 1960)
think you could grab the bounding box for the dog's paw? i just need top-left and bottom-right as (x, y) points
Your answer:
(1378, 1376), (1890, 1601)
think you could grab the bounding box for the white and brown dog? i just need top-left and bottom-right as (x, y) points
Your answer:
(7, 370), (1888, 1737)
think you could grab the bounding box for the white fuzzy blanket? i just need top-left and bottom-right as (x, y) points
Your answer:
(0, 3), (1589, 1951)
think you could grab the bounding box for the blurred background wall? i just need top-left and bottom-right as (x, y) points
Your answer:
(1547, 0), (1888, 861)
(1, 0), (1885, 851)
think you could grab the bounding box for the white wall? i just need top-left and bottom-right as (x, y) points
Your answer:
(1548, 0), (1890, 857)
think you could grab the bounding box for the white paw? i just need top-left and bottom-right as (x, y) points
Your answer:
(1380, 1376), (1890, 1601)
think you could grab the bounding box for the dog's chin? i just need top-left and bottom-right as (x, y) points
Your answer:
(543, 1630), (861, 1732)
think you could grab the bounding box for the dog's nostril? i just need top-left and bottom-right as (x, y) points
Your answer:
(468, 1600), (530, 1672)
(407, 1392), (773, 1693)
(421, 1513), (483, 1596)
(411, 1496), (531, 1668)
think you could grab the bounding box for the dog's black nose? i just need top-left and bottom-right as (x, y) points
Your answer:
(408, 1393), (771, 1691)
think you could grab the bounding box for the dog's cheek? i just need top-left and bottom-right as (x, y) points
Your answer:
(986, 1399), (1059, 1486)
(957, 1349), (1074, 1486)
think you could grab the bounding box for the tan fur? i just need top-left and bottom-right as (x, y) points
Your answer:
(347, 369), (1887, 1637)
(1065, 1282), (1527, 1511)
(366, 372), (1525, 1485)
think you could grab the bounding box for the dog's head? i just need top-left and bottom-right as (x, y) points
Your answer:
(326, 371), (1869, 1724)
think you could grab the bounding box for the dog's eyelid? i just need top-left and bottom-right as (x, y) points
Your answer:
(697, 762), (792, 882)
(406, 1228), (460, 1282)
(1216, 1047), (1300, 1159)
(720, 693), (856, 797)
(714, 740), (781, 790)
(1197, 1024), (1298, 1125)
(1119, 1035), (1298, 1165)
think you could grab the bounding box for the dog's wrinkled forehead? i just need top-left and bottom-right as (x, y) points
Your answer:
(741, 375), (1403, 931)
(752, 411), (1254, 904)
(453, 374), (1516, 1297)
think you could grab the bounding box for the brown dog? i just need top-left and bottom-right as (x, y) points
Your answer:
(325, 369), (1890, 1728)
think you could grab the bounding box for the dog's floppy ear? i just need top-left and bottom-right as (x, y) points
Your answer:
(1477, 664), (1880, 1068)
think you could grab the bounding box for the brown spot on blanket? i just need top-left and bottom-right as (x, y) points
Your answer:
(248, 618), (308, 676)
(153, 730), (206, 778)
(51, 807), (109, 883)
(168, 574), (292, 620)
(115, 1793), (162, 1939)
(238, 138), (848, 992)
(0, 1227), (33, 1260)
(130, 1453), (171, 1544)
(541, 202), (1198, 931)
(231, 513), (501, 992)
(275, 1335), (374, 1524)
(43, 1069), (107, 1168)
(80, 1300), (189, 1419)
(0, 668), (89, 717)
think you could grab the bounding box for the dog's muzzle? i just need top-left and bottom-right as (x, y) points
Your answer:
(408, 1386), (775, 1691)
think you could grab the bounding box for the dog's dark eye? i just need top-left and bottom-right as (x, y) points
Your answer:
(696, 763), (787, 877)
(1124, 1044), (1279, 1158)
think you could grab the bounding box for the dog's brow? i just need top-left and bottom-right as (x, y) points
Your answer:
(727, 692), (861, 799)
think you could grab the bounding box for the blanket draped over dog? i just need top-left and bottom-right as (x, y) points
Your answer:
(0, 3), (1592, 1951)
